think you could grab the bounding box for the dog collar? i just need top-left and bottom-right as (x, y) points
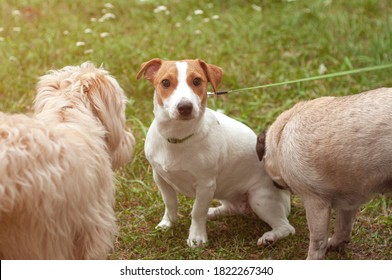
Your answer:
(167, 133), (194, 144)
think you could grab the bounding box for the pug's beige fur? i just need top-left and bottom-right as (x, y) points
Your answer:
(261, 88), (392, 259)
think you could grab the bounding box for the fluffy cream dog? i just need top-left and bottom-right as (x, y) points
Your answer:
(137, 58), (294, 247)
(0, 62), (135, 259)
(259, 88), (392, 259)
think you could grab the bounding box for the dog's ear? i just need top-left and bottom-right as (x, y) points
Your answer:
(256, 131), (267, 161)
(136, 58), (162, 81)
(80, 69), (126, 154)
(197, 59), (223, 93)
(80, 72), (101, 94)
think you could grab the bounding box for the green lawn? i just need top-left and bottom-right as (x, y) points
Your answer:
(0, 0), (391, 259)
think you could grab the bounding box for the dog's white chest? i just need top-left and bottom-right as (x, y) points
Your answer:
(159, 167), (197, 197)
(144, 113), (221, 198)
(148, 148), (200, 197)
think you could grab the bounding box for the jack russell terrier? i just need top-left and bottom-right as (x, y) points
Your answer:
(137, 58), (294, 247)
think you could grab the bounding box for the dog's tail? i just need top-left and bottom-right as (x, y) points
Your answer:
(256, 131), (267, 161)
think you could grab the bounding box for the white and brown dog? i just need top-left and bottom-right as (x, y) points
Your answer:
(258, 88), (392, 259)
(137, 58), (294, 247)
(0, 62), (135, 259)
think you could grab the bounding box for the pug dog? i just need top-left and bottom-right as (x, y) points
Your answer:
(257, 87), (392, 259)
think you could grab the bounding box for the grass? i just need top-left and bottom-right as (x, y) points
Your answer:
(1, 0), (391, 260)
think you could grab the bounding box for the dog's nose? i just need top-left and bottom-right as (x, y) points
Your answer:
(177, 101), (193, 117)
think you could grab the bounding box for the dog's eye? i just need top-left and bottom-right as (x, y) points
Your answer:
(193, 77), (202, 87)
(161, 79), (171, 88)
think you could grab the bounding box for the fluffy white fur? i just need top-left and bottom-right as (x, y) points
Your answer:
(0, 62), (135, 259)
(138, 58), (294, 247)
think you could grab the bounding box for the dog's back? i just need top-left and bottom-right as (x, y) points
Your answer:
(0, 113), (64, 213)
(0, 113), (73, 259)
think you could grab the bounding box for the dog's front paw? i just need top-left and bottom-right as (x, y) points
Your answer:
(257, 231), (277, 246)
(327, 237), (349, 252)
(187, 227), (208, 247)
(155, 219), (172, 230)
(187, 235), (207, 247)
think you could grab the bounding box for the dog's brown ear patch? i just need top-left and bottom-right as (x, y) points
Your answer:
(197, 59), (223, 93)
(256, 131), (267, 161)
(136, 58), (162, 81)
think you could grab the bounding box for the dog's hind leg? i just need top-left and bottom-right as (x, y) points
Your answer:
(248, 185), (295, 245)
(207, 200), (240, 219)
(303, 197), (331, 260)
(328, 207), (358, 252)
(154, 170), (178, 229)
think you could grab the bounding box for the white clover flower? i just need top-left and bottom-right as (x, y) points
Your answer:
(76, 41), (86, 47)
(63, 30), (70, 35)
(194, 9), (204, 15)
(154, 5), (168, 13)
(211, 15), (220, 20)
(195, 29), (201, 35)
(13, 27), (21, 33)
(12, 10), (21, 16)
(318, 63), (327, 75)
(84, 49), (94, 54)
(100, 32), (110, 38)
(104, 3), (114, 9)
(175, 22), (181, 28)
(84, 28), (92, 34)
(98, 12), (116, 22)
(252, 4), (262, 12)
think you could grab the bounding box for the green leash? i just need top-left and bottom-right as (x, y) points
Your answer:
(209, 63), (392, 96)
